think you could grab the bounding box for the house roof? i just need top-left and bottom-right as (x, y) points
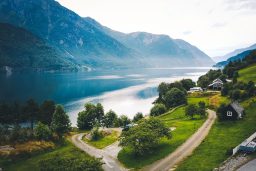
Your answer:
(230, 102), (244, 115)
(213, 78), (223, 83)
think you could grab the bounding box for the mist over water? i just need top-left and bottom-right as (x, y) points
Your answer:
(0, 68), (211, 126)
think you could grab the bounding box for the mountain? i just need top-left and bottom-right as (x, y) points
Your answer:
(213, 43), (256, 62)
(0, 23), (77, 71)
(214, 50), (254, 67)
(85, 17), (215, 67)
(0, 0), (136, 69)
(0, 0), (214, 69)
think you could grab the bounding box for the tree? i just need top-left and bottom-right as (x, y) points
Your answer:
(197, 75), (210, 88)
(246, 81), (256, 97)
(133, 112), (143, 123)
(24, 99), (39, 129)
(119, 115), (131, 127)
(39, 100), (55, 126)
(230, 89), (241, 101)
(77, 103), (103, 130)
(119, 118), (171, 155)
(232, 71), (239, 83)
(217, 103), (227, 121)
(34, 122), (52, 140)
(185, 104), (198, 119)
(150, 104), (167, 116)
(96, 103), (104, 122)
(103, 110), (118, 128)
(164, 88), (187, 108)
(51, 105), (70, 138)
(198, 101), (206, 118)
(180, 79), (196, 91)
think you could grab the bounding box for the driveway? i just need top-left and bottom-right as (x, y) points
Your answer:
(237, 159), (256, 171)
(142, 109), (217, 171)
(71, 128), (127, 171)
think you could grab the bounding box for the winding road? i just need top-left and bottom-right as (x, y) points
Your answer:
(71, 109), (216, 171)
(71, 129), (127, 171)
(142, 109), (216, 171)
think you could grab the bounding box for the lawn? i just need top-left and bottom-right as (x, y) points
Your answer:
(2, 140), (98, 171)
(176, 97), (256, 171)
(83, 130), (119, 149)
(118, 106), (205, 169)
(238, 64), (256, 82)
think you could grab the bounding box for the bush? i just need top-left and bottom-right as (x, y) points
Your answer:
(164, 88), (187, 108)
(90, 126), (103, 141)
(39, 154), (103, 171)
(34, 122), (52, 140)
(150, 104), (167, 116)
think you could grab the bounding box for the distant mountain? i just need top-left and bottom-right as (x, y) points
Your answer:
(85, 17), (215, 67)
(0, 0), (214, 70)
(213, 43), (256, 62)
(0, 23), (77, 71)
(214, 50), (254, 67)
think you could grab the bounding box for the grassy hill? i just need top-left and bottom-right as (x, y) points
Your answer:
(238, 64), (256, 82)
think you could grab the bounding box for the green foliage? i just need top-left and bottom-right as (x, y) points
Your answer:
(90, 126), (102, 141)
(51, 105), (71, 138)
(39, 154), (103, 171)
(180, 79), (196, 91)
(150, 104), (167, 116)
(230, 89), (241, 101)
(118, 115), (131, 127)
(24, 99), (40, 129)
(164, 88), (187, 108)
(119, 118), (171, 155)
(77, 103), (104, 130)
(103, 110), (118, 128)
(34, 122), (52, 140)
(133, 112), (144, 123)
(39, 100), (55, 126)
(185, 104), (197, 119)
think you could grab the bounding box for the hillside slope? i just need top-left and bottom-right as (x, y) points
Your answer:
(238, 64), (256, 82)
(0, 23), (77, 71)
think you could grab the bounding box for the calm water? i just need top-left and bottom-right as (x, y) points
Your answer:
(0, 68), (211, 125)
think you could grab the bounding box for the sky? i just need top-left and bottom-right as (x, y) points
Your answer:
(56, 0), (256, 57)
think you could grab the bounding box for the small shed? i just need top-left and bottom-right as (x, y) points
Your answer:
(189, 87), (203, 92)
(222, 102), (244, 120)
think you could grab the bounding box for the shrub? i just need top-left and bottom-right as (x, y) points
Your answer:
(150, 103), (167, 116)
(34, 122), (52, 140)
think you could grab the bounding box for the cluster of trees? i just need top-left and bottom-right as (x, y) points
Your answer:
(185, 101), (206, 119)
(223, 50), (256, 79)
(150, 79), (195, 116)
(0, 99), (71, 144)
(221, 81), (256, 101)
(77, 103), (143, 130)
(119, 118), (171, 155)
(0, 99), (56, 129)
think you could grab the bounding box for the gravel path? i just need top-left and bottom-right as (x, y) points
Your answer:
(71, 128), (127, 171)
(237, 158), (256, 171)
(142, 109), (217, 171)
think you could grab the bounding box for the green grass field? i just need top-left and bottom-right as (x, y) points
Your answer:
(238, 64), (256, 82)
(83, 130), (119, 149)
(176, 98), (256, 171)
(2, 141), (97, 171)
(118, 106), (205, 169)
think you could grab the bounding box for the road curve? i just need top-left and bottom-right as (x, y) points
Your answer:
(71, 133), (127, 171)
(142, 109), (217, 171)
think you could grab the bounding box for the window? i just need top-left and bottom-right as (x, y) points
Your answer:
(227, 111), (232, 116)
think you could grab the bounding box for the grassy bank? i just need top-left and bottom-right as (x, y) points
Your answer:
(176, 98), (256, 171)
(118, 106), (205, 169)
(2, 140), (98, 171)
(238, 64), (256, 82)
(83, 130), (119, 149)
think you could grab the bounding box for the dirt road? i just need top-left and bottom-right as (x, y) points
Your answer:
(142, 109), (217, 171)
(71, 129), (127, 171)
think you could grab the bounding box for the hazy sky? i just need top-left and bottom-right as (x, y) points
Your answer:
(56, 0), (256, 57)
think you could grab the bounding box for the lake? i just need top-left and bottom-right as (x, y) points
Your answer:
(0, 67), (211, 126)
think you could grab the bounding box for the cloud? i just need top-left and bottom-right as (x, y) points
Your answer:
(183, 31), (192, 35)
(225, 0), (256, 11)
(212, 22), (227, 28)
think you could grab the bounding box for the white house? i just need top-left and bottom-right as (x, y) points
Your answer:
(189, 87), (203, 92)
(208, 78), (223, 90)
